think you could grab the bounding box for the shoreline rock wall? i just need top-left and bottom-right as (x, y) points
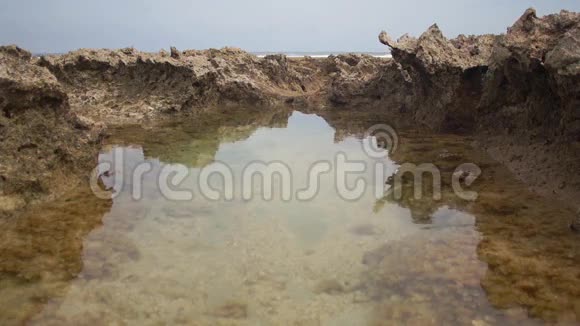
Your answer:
(375, 8), (580, 203)
(376, 9), (579, 138)
(479, 9), (580, 140)
(37, 47), (332, 123)
(0, 46), (103, 216)
(378, 25), (496, 133)
(478, 9), (580, 203)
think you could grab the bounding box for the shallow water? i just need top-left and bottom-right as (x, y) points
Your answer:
(1, 110), (579, 325)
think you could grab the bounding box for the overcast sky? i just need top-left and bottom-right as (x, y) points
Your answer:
(1, 0), (578, 53)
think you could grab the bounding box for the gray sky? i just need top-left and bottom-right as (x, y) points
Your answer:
(1, 0), (578, 53)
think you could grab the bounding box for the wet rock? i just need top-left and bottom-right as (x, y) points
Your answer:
(0, 185), (112, 324)
(0, 45), (103, 207)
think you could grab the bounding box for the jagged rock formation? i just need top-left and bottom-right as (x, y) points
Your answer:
(479, 9), (580, 139)
(37, 47), (328, 123)
(377, 9), (579, 136)
(323, 54), (392, 105)
(377, 9), (580, 203)
(0, 46), (103, 215)
(378, 25), (496, 132)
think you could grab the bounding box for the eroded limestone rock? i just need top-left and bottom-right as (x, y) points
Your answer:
(0, 46), (103, 212)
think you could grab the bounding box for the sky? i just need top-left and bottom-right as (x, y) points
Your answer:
(1, 0), (578, 53)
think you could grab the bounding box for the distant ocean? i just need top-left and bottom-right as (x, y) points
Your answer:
(33, 51), (392, 59)
(252, 51), (391, 58)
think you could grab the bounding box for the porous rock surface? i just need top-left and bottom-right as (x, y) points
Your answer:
(377, 8), (580, 203)
(0, 46), (103, 215)
(37, 47), (328, 123)
(378, 24), (496, 132)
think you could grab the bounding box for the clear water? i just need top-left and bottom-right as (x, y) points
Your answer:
(1, 110), (579, 325)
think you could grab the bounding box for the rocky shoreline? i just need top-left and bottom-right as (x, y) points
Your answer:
(1, 9), (578, 218)
(376, 8), (580, 204)
(0, 8), (580, 323)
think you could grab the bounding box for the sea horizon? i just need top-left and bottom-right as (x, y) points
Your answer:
(30, 50), (392, 58)
(252, 51), (391, 58)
